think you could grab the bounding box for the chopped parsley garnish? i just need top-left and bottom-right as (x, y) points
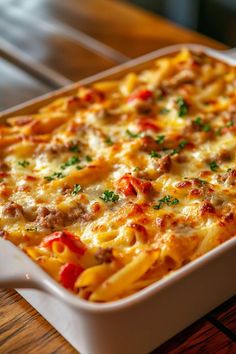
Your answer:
(76, 165), (83, 170)
(194, 178), (207, 185)
(71, 183), (82, 196)
(215, 127), (222, 136)
(133, 167), (140, 172)
(193, 116), (211, 132)
(44, 172), (65, 181)
(153, 195), (179, 210)
(150, 151), (161, 158)
(226, 120), (234, 127)
(170, 140), (188, 155)
(100, 190), (119, 203)
(160, 107), (170, 115)
(69, 145), (80, 153)
(208, 160), (219, 172)
(155, 135), (165, 144)
(202, 123), (211, 132)
(85, 155), (92, 162)
(18, 160), (30, 168)
(176, 97), (188, 117)
(156, 93), (164, 101)
(61, 156), (80, 170)
(194, 116), (202, 125)
(105, 137), (113, 145)
(126, 129), (141, 138)
(178, 140), (188, 149)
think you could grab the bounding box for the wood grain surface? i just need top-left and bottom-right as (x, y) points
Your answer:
(0, 0), (235, 353)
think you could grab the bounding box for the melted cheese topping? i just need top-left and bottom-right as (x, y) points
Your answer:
(0, 49), (236, 302)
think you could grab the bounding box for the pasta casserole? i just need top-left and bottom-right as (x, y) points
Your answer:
(0, 49), (236, 302)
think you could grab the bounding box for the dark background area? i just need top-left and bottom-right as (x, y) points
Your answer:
(128, 0), (236, 47)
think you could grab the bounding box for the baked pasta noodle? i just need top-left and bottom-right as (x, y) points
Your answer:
(0, 49), (236, 302)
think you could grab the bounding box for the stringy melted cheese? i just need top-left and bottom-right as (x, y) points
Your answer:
(0, 49), (236, 302)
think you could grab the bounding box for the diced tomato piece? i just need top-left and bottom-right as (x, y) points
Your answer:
(59, 263), (83, 289)
(41, 230), (86, 255)
(117, 175), (136, 196)
(176, 181), (192, 188)
(131, 176), (152, 194)
(138, 118), (160, 132)
(221, 125), (236, 134)
(0, 172), (8, 178)
(83, 89), (105, 103)
(200, 201), (216, 215)
(26, 175), (38, 181)
(67, 97), (81, 111)
(128, 89), (153, 102)
(117, 174), (152, 196)
(140, 136), (158, 152)
(127, 203), (148, 217)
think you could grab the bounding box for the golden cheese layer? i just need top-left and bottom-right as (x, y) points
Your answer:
(0, 49), (236, 302)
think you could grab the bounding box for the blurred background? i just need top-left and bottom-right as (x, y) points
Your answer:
(0, 0), (235, 111)
(128, 0), (236, 46)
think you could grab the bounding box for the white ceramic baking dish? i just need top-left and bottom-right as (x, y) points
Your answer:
(0, 44), (236, 354)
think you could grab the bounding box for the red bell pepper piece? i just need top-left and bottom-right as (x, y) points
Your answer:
(128, 89), (153, 102)
(117, 174), (152, 196)
(41, 230), (86, 256)
(59, 263), (83, 289)
(83, 89), (105, 103)
(138, 118), (160, 132)
(116, 175), (136, 196)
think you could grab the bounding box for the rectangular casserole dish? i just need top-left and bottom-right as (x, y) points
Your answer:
(1, 44), (236, 354)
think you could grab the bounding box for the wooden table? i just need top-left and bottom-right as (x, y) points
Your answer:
(0, 1), (235, 353)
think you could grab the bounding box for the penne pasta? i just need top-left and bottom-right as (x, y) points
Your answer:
(1, 49), (236, 302)
(90, 251), (159, 301)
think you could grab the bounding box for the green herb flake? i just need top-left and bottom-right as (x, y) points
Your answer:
(194, 116), (211, 132)
(44, 172), (65, 181)
(155, 135), (165, 144)
(105, 137), (114, 146)
(18, 160), (30, 168)
(194, 178), (207, 185)
(76, 165), (83, 170)
(159, 107), (170, 115)
(126, 129), (141, 138)
(71, 183), (82, 196)
(61, 156), (80, 170)
(153, 195), (179, 210)
(208, 160), (219, 172)
(215, 127), (222, 136)
(176, 97), (188, 117)
(156, 94), (164, 101)
(226, 120), (234, 128)
(85, 155), (92, 162)
(150, 151), (161, 158)
(170, 140), (188, 155)
(194, 116), (202, 125)
(100, 190), (119, 203)
(202, 124), (211, 132)
(178, 140), (188, 149)
(69, 145), (80, 153)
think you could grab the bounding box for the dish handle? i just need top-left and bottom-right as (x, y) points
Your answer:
(0, 238), (44, 290)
